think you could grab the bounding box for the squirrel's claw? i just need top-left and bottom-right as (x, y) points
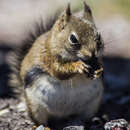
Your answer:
(74, 61), (89, 74)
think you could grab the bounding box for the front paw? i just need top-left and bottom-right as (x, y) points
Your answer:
(85, 67), (103, 79)
(93, 68), (103, 79)
(73, 60), (90, 74)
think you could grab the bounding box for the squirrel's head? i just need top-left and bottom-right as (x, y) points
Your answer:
(49, 2), (104, 78)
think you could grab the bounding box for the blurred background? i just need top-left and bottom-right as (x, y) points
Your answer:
(0, 0), (130, 122)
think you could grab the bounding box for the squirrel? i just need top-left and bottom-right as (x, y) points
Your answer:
(10, 1), (104, 129)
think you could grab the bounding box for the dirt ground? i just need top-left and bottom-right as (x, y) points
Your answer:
(0, 98), (35, 130)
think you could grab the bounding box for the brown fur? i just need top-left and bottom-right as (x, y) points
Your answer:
(9, 15), (58, 96)
(20, 4), (104, 83)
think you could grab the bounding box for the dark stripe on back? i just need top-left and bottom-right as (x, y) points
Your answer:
(24, 66), (45, 87)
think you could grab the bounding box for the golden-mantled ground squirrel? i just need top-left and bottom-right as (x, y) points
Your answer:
(10, 2), (104, 129)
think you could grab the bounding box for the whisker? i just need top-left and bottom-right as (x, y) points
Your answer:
(104, 40), (116, 46)
(104, 32), (129, 46)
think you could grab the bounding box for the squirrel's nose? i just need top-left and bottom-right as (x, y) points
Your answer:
(83, 51), (95, 61)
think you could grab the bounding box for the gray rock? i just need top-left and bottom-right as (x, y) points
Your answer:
(63, 126), (84, 130)
(104, 119), (128, 130)
(36, 125), (45, 130)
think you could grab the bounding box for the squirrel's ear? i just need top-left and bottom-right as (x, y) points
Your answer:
(65, 3), (71, 21)
(66, 3), (71, 16)
(83, 1), (93, 22)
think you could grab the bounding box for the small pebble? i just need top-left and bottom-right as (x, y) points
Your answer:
(16, 102), (26, 112)
(92, 117), (103, 126)
(0, 103), (9, 110)
(0, 109), (9, 116)
(36, 125), (45, 130)
(63, 126), (84, 130)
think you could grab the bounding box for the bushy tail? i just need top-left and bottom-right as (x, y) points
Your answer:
(9, 14), (59, 97)
(7, 0), (80, 97)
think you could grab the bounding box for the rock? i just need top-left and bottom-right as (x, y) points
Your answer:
(0, 102), (9, 110)
(63, 126), (84, 130)
(0, 108), (9, 116)
(104, 119), (129, 130)
(36, 125), (45, 130)
(16, 102), (26, 112)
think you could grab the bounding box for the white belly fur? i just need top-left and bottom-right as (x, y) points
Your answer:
(25, 74), (103, 124)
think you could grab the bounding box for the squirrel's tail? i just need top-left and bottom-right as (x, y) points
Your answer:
(7, 0), (80, 97)
(9, 14), (58, 98)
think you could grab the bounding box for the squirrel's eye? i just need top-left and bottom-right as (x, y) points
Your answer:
(69, 33), (80, 50)
(70, 34), (78, 43)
